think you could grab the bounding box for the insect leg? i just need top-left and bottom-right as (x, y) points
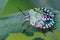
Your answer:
(17, 6), (26, 16)
(21, 21), (29, 33)
(43, 32), (46, 37)
(21, 21), (28, 27)
(22, 26), (29, 33)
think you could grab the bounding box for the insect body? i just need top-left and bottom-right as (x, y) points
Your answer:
(25, 8), (55, 29)
(17, 7), (55, 34)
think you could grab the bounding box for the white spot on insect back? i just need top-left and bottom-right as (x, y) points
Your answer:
(43, 27), (46, 29)
(49, 12), (52, 14)
(44, 8), (47, 11)
(48, 24), (51, 27)
(46, 24), (48, 27)
(46, 24), (49, 28)
(50, 22), (53, 25)
(46, 26), (48, 28)
(47, 18), (50, 20)
(42, 17), (46, 21)
(51, 15), (54, 17)
(47, 10), (50, 12)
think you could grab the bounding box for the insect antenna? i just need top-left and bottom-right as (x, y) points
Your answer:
(17, 6), (26, 16)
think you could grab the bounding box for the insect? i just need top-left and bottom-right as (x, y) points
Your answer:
(17, 7), (56, 35)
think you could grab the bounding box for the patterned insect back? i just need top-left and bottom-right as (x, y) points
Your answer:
(29, 8), (44, 28)
(25, 7), (55, 30)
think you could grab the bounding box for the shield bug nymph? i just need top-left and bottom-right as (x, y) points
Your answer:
(17, 7), (55, 34)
